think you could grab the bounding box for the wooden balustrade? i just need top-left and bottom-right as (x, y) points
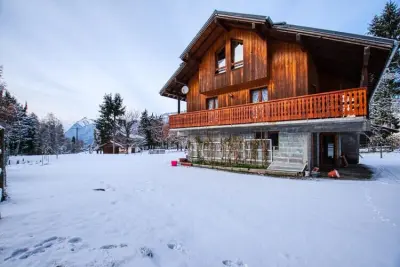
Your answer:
(169, 87), (367, 129)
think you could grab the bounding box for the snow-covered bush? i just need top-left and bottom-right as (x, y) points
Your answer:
(386, 132), (400, 150)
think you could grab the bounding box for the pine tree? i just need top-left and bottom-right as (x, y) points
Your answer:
(368, 1), (400, 72)
(138, 109), (152, 149)
(23, 113), (40, 154)
(368, 1), (400, 129)
(8, 103), (30, 155)
(149, 114), (164, 147)
(95, 93), (126, 153)
(38, 118), (51, 155)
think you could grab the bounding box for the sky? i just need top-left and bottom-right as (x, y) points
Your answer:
(0, 0), (388, 129)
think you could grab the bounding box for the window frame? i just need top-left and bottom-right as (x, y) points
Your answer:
(231, 39), (244, 70)
(215, 46), (226, 74)
(268, 131), (279, 149)
(206, 97), (218, 110)
(250, 87), (268, 103)
(255, 131), (267, 140)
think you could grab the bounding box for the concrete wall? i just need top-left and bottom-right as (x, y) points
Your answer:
(340, 133), (360, 164)
(186, 130), (312, 168)
(186, 131), (272, 166)
(273, 132), (311, 166)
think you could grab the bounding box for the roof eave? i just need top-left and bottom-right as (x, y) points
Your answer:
(179, 10), (271, 60)
(369, 40), (399, 105)
(274, 24), (395, 49)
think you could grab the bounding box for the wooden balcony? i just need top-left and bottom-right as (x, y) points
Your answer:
(169, 87), (368, 129)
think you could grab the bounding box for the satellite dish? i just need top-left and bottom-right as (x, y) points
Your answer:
(181, 85), (189, 94)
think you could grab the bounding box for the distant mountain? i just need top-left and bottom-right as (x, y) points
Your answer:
(65, 117), (95, 146)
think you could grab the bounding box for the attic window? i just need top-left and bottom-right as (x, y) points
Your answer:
(215, 46), (226, 74)
(231, 40), (243, 69)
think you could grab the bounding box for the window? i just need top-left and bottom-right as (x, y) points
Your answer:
(207, 97), (218, 110)
(215, 46), (226, 74)
(231, 40), (243, 69)
(268, 132), (279, 149)
(251, 88), (268, 103)
(255, 132), (266, 139)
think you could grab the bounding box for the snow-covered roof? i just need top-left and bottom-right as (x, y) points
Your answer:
(98, 140), (125, 148)
(130, 134), (145, 139)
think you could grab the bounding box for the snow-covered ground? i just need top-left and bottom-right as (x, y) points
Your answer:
(0, 152), (399, 267)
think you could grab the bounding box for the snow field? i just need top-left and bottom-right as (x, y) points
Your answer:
(0, 152), (399, 267)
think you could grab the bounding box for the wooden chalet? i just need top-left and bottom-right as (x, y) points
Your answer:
(160, 10), (398, 174)
(98, 140), (124, 154)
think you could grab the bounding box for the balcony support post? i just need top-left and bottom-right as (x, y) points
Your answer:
(360, 47), (370, 87)
(177, 96), (181, 114)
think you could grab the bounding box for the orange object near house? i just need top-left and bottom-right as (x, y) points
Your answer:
(171, 160), (178, 167)
(328, 169), (340, 178)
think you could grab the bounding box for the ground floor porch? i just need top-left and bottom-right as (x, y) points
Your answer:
(178, 117), (368, 176)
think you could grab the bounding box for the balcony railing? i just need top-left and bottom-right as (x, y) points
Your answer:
(169, 87), (367, 129)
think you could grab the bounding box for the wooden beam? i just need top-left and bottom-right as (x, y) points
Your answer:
(296, 33), (306, 52)
(181, 53), (190, 62)
(181, 53), (201, 64)
(252, 23), (266, 40)
(214, 18), (230, 32)
(360, 46), (371, 87)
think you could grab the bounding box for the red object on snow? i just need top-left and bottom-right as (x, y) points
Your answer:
(179, 158), (188, 163)
(328, 169), (340, 178)
(181, 162), (192, 167)
(171, 160), (178, 167)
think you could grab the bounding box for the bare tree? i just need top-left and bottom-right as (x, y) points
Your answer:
(119, 110), (140, 154)
(162, 123), (187, 150)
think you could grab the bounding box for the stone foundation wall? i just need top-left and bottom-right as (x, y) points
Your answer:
(186, 131), (311, 167)
(186, 131), (271, 166)
(273, 132), (310, 166)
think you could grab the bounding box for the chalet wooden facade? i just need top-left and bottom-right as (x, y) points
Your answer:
(160, 11), (398, 174)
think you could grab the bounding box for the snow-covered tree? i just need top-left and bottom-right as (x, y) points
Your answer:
(163, 123), (187, 150)
(368, 1), (400, 143)
(118, 110), (140, 153)
(7, 104), (30, 155)
(370, 74), (400, 129)
(368, 1), (400, 72)
(37, 114), (65, 156)
(23, 113), (40, 155)
(149, 114), (164, 147)
(138, 110), (151, 148)
(386, 132), (400, 150)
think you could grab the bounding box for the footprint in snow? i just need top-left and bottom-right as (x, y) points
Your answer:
(68, 237), (82, 243)
(100, 244), (128, 250)
(222, 259), (247, 267)
(34, 236), (58, 247)
(140, 247), (153, 258)
(4, 248), (29, 261)
(167, 241), (185, 253)
(19, 247), (46, 259)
